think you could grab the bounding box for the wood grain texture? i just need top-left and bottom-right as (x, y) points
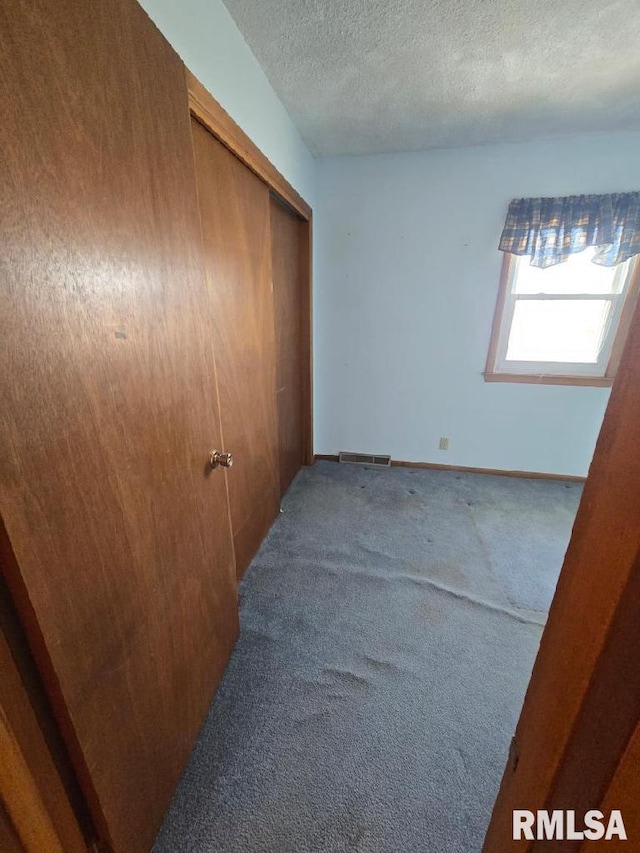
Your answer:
(187, 71), (311, 221)
(0, 696), (65, 853)
(191, 120), (280, 579)
(531, 550), (640, 851)
(483, 290), (640, 850)
(0, 800), (24, 853)
(0, 561), (88, 853)
(0, 2), (238, 851)
(271, 196), (306, 495)
(586, 722), (640, 851)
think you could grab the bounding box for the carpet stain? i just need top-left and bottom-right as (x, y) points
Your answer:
(154, 462), (576, 853)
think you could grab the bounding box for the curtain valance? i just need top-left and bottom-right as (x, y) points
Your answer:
(498, 192), (640, 268)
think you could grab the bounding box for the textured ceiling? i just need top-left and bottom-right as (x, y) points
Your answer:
(221, 0), (640, 156)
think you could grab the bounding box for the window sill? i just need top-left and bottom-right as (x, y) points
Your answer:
(483, 372), (613, 388)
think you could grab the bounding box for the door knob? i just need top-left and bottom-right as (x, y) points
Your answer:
(209, 449), (233, 469)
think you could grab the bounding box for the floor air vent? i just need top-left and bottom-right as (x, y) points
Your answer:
(339, 451), (391, 467)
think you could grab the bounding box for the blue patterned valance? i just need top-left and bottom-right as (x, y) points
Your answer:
(499, 192), (640, 268)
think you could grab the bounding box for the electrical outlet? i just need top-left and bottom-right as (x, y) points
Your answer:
(439, 436), (450, 451)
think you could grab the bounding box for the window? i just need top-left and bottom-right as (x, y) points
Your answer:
(485, 249), (640, 386)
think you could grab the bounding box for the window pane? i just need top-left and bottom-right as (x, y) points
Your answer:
(513, 248), (625, 296)
(506, 299), (611, 364)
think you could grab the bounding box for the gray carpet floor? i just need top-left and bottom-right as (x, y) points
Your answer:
(154, 461), (582, 852)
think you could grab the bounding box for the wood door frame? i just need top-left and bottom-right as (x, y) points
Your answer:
(0, 638), (86, 853)
(0, 539), (89, 853)
(186, 69), (314, 466)
(483, 288), (640, 849)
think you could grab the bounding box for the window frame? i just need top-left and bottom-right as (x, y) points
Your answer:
(484, 253), (640, 387)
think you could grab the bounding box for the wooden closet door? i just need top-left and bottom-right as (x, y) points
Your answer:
(0, 2), (238, 851)
(191, 121), (280, 579)
(0, 561), (87, 853)
(270, 196), (307, 496)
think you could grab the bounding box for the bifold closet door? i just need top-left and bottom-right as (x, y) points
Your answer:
(191, 120), (280, 579)
(0, 2), (238, 851)
(270, 196), (308, 496)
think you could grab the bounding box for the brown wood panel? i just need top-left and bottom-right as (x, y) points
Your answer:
(534, 551), (640, 852)
(271, 196), (306, 495)
(0, 800), (24, 853)
(0, 562), (88, 853)
(0, 692), (65, 853)
(187, 71), (314, 468)
(483, 289), (640, 850)
(191, 119), (280, 579)
(585, 722), (640, 851)
(0, 2), (238, 851)
(187, 71), (311, 221)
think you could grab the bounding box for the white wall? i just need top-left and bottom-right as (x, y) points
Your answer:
(138, 0), (316, 205)
(315, 132), (640, 477)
